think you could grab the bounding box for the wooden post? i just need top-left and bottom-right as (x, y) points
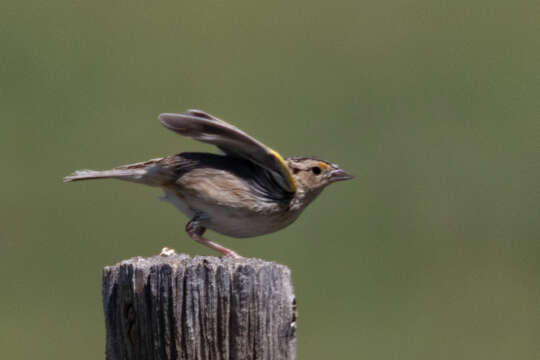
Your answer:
(102, 249), (297, 360)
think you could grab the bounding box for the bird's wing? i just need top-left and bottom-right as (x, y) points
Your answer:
(159, 110), (296, 193)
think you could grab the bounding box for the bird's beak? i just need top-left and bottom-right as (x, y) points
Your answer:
(329, 168), (354, 182)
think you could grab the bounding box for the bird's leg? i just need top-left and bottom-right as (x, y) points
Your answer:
(186, 219), (243, 259)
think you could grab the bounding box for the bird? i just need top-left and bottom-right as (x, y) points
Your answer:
(64, 110), (353, 258)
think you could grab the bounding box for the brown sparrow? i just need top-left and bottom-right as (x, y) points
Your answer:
(65, 110), (353, 258)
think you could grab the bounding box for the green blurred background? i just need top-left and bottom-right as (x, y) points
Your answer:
(1, 0), (538, 359)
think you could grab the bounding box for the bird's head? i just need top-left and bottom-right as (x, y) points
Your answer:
(286, 157), (353, 197)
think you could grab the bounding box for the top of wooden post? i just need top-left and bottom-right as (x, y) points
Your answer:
(105, 247), (291, 274)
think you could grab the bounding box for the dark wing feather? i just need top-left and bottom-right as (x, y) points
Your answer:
(159, 110), (296, 193)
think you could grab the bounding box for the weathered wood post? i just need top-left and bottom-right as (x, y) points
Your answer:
(102, 249), (297, 360)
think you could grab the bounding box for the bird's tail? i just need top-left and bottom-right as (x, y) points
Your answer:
(63, 157), (168, 186)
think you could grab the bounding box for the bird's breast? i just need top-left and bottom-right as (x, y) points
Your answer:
(203, 205), (301, 238)
(160, 187), (301, 238)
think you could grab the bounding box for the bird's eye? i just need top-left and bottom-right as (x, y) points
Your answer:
(311, 166), (321, 175)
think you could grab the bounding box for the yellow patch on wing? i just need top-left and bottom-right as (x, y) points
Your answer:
(269, 148), (297, 192)
(318, 161), (330, 170)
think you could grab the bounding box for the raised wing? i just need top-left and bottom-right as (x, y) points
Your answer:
(159, 110), (296, 193)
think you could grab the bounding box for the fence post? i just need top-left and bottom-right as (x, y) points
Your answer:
(102, 250), (297, 360)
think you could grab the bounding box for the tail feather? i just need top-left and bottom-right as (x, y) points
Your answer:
(64, 157), (167, 185)
(63, 169), (147, 183)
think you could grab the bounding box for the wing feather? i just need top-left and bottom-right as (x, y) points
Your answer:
(159, 110), (296, 193)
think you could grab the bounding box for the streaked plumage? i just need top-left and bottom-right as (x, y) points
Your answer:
(65, 110), (352, 258)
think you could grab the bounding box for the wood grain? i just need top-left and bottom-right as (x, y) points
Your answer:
(103, 252), (296, 360)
